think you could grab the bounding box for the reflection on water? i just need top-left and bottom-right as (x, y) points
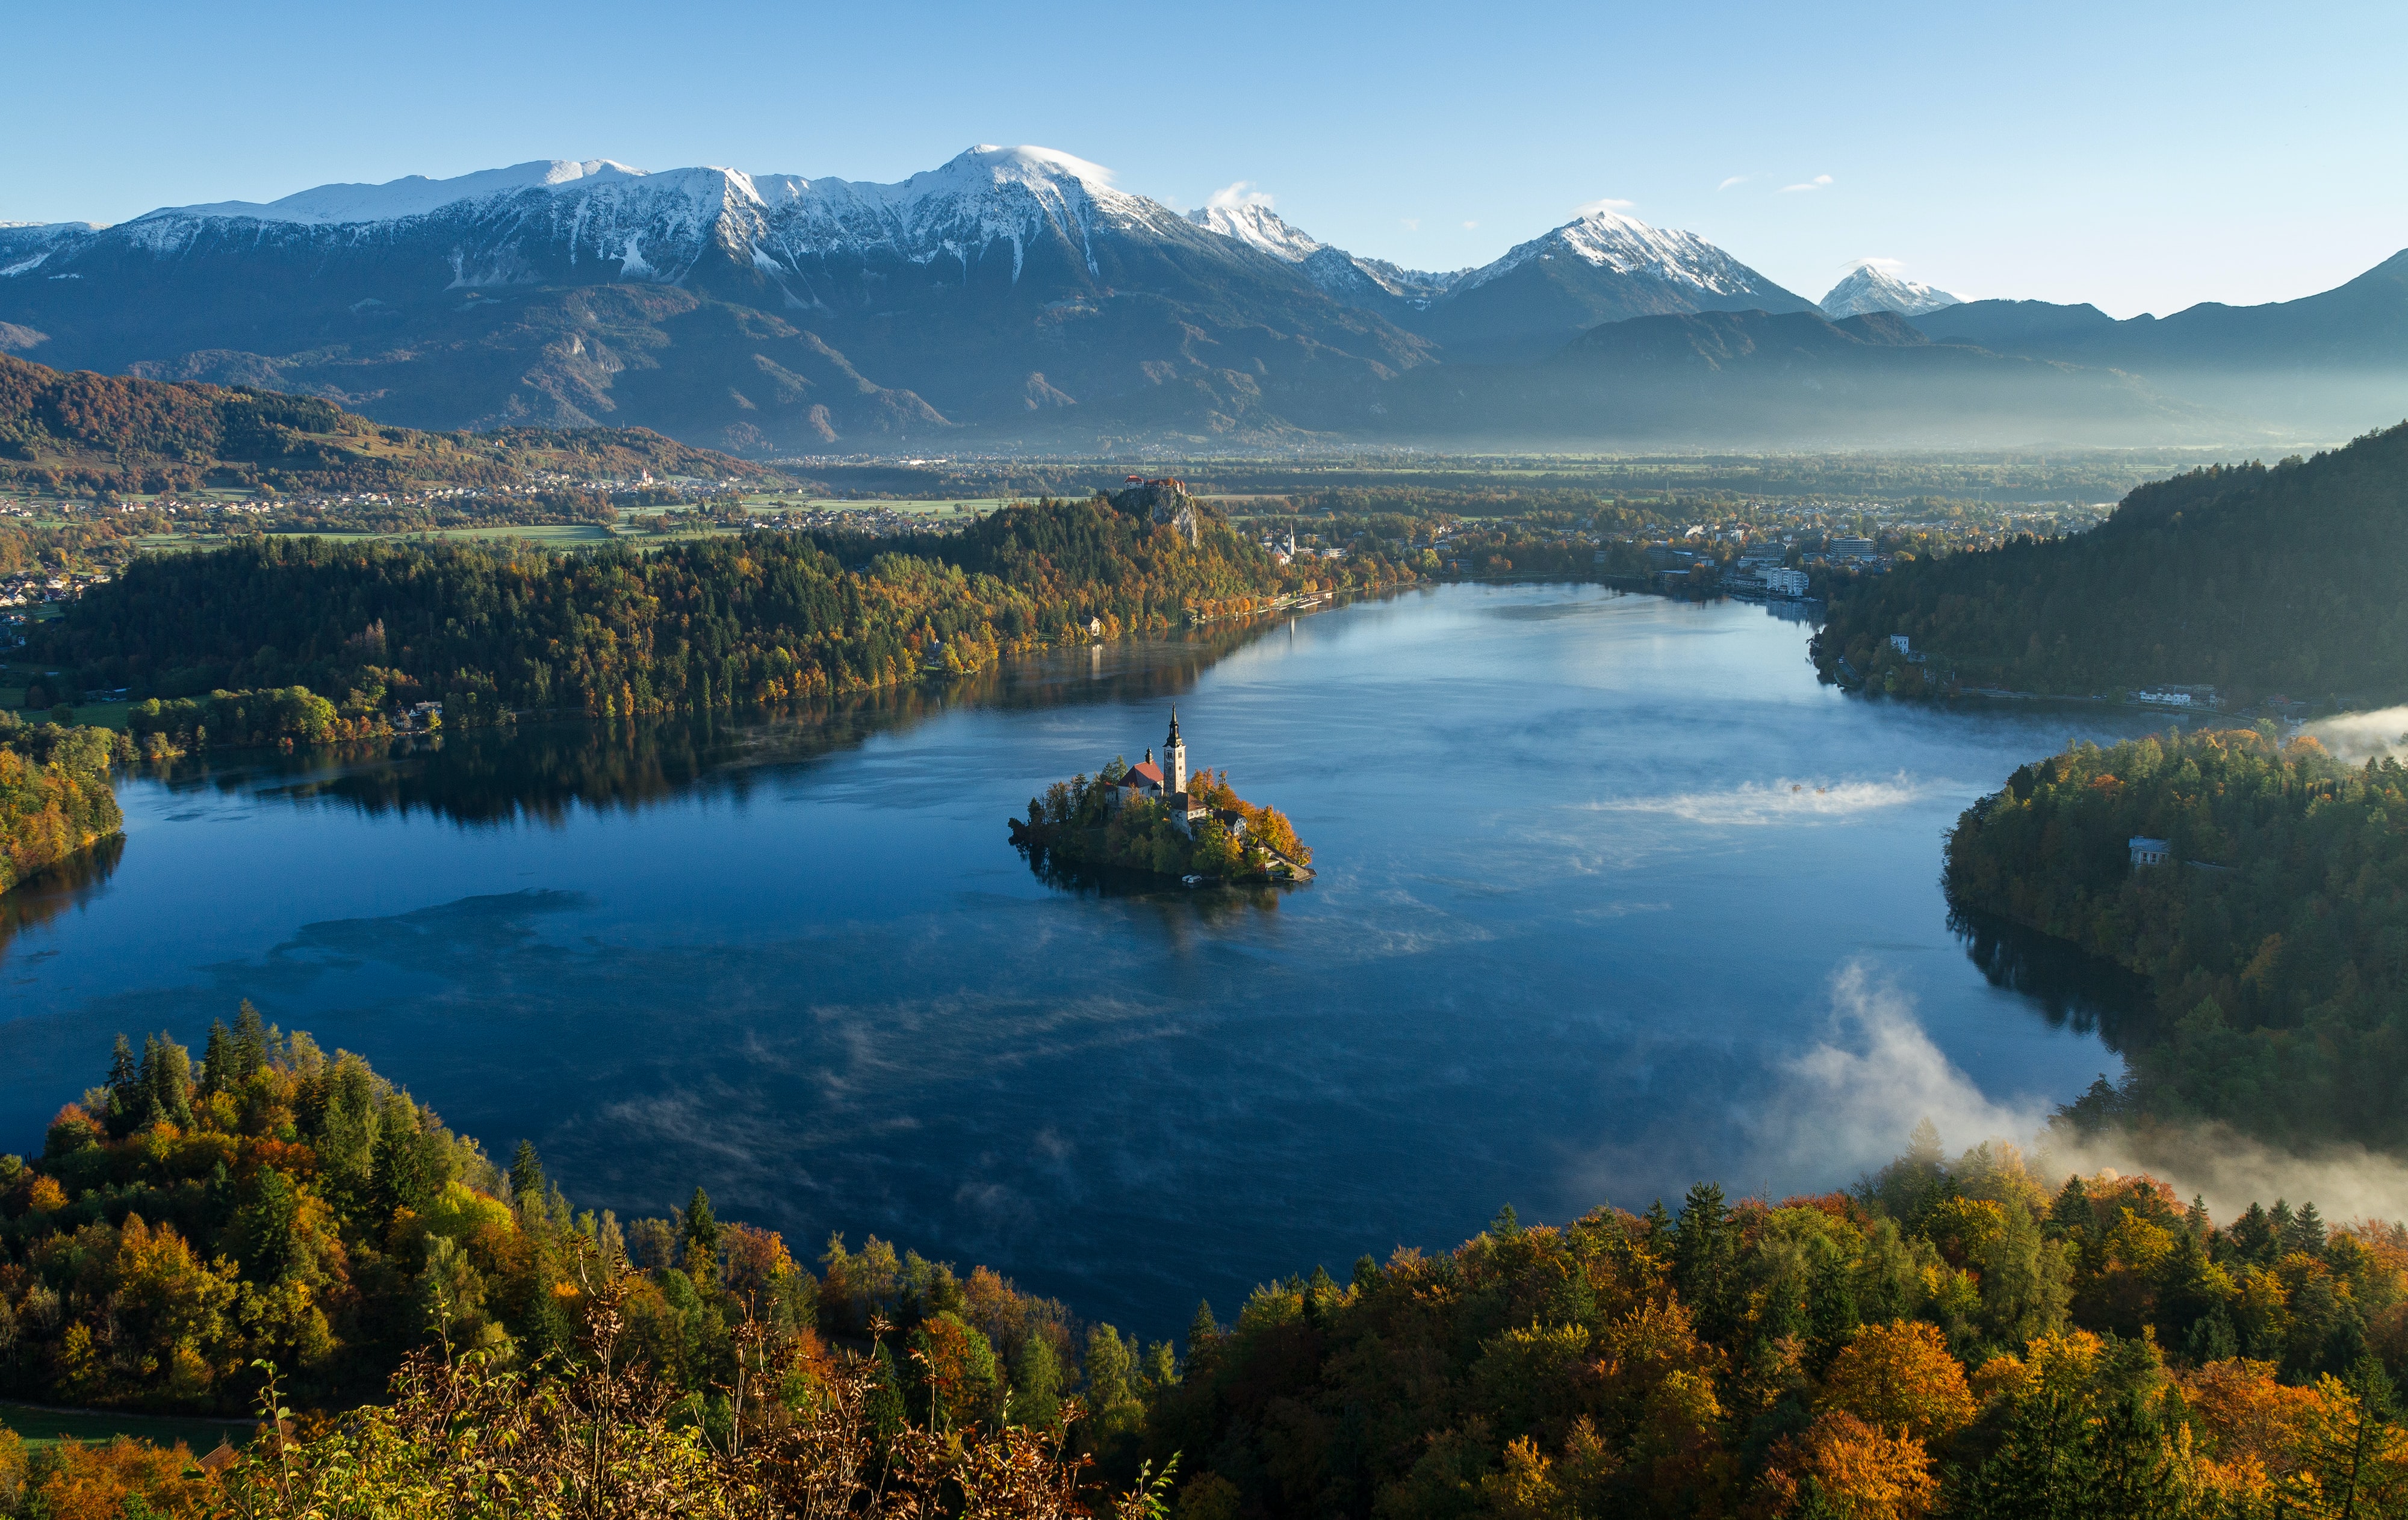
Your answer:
(0, 835), (123, 962)
(0, 586), (2163, 1338)
(143, 615), (1300, 830)
(1016, 842), (1292, 923)
(1950, 907), (2152, 1047)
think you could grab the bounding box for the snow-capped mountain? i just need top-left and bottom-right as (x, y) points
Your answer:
(1184, 202), (1323, 262)
(1455, 209), (1774, 300)
(10, 145), (2368, 448)
(0, 146), (1433, 450)
(94, 146), (1207, 302)
(1178, 200), (1798, 350)
(1184, 203), (1468, 311)
(1410, 208), (1816, 362)
(1819, 262), (1966, 318)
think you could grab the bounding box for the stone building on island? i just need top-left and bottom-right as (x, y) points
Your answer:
(1109, 707), (1246, 840)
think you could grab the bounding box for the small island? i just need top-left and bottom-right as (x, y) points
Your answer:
(1009, 708), (1314, 884)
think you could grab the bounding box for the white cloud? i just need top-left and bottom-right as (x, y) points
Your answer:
(1781, 174), (1835, 193)
(1400, 217), (1420, 232)
(1205, 179), (1274, 211)
(1845, 256), (1905, 273)
(1717, 175), (1749, 191)
(1574, 196), (1636, 217)
(1462, 219), (1479, 229)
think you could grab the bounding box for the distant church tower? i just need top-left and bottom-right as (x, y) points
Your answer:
(1164, 707), (1188, 798)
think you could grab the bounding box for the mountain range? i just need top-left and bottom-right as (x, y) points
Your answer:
(4, 146), (2402, 453)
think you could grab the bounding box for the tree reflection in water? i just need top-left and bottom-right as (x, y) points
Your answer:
(140, 617), (1299, 831)
(0, 833), (124, 962)
(1949, 905), (2153, 1052)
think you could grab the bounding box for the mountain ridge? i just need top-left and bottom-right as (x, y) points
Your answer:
(6, 146), (2403, 451)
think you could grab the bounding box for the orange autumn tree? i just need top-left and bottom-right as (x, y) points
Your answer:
(1817, 1321), (1978, 1445)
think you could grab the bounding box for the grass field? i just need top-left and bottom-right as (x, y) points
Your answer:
(0, 1401), (252, 1453)
(0, 660), (128, 728)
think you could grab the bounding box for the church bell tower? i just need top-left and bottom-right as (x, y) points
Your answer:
(1164, 707), (1188, 798)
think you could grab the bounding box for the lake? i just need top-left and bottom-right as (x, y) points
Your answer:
(0, 583), (2151, 1338)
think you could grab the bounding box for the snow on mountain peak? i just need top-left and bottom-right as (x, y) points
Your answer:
(1820, 260), (1965, 318)
(1185, 201), (1324, 262)
(1460, 206), (1763, 297)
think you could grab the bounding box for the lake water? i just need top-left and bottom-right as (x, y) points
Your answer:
(1, 584), (2152, 1336)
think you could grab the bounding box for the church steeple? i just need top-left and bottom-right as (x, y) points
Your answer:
(1164, 706), (1188, 798)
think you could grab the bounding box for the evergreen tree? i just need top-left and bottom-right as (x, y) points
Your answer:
(1673, 1181), (1739, 1339)
(2086, 1394), (2186, 1520)
(1964, 1388), (2091, 1520)
(104, 1032), (139, 1137)
(1009, 1332), (1063, 1428)
(199, 1019), (231, 1097)
(867, 1338), (908, 1445)
(2286, 1201), (2329, 1258)
(137, 1035), (173, 1130)
(2300, 1358), (2408, 1519)
(232, 999), (269, 1082)
(2183, 1305), (2239, 1365)
(682, 1186), (721, 1282)
(143, 1032), (194, 1129)
(509, 1140), (545, 1206)
(1084, 1324), (1133, 1415)
(2230, 1202), (2278, 1265)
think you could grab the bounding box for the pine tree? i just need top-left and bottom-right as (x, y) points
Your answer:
(199, 1019), (231, 1096)
(681, 1187), (721, 1281)
(2300, 1357), (2408, 1519)
(2086, 1393), (2186, 1520)
(144, 1033), (193, 1129)
(2230, 1202), (2278, 1264)
(2286, 1201), (2329, 1258)
(2184, 1305), (2239, 1364)
(1674, 1182), (1739, 1339)
(232, 1000), (269, 1082)
(509, 1140), (545, 1206)
(1964, 1387), (2090, 1520)
(104, 1033), (140, 1137)
(137, 1035), (172, 1130)
(867, 1339), (907, 1444)
(1009, 1333), (1063, 1428)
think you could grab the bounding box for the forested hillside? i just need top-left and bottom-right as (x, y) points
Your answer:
(0, 353), (767, 495)
(1816, 420), (2408, 704)
(6, 1016), (2407, 1518)
(1945, 727), (2408, 1148)
(34, 495), (1405, 718)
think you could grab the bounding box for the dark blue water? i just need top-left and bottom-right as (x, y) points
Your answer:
(1, 585), (2149, 1335)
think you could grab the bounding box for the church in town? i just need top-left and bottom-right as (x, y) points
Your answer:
(1108, 708), (1242, 839)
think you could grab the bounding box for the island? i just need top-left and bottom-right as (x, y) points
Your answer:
(1008, 708), (1314, 883)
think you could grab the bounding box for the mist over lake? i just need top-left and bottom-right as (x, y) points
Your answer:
(0, 583), (2152, 1336)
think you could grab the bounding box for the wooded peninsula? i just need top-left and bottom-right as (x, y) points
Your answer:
(30, 490), (1406, 724)
(1816, 420), (2408, 707)
(1944, 727), (2408, 1150)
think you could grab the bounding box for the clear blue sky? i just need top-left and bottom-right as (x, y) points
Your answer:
(7, 0), (2401, 317)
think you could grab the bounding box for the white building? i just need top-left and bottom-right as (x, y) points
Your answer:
(1761, 567), (1808, 597)
(2129, 836), (2171, 867)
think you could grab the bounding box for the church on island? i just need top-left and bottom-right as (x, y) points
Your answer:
(1109, 708), (1244, 840)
